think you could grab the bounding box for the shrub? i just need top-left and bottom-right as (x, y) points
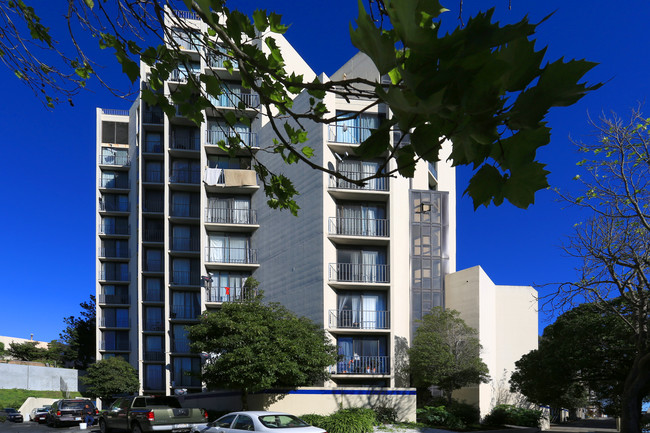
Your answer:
(320, 408), (376, 433)
(446, 400), (480, 426)
(299, 414), (328, 428)
(373, 405), (398, 424)
(482, 404), (542, 428)
(417, 406), (465, 431)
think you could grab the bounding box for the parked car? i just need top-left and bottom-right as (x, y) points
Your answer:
(30, 406), (50, 423)
(190, 411), (326, 433)
(0, 408), (24, 423)
(47, 399), (98, 427)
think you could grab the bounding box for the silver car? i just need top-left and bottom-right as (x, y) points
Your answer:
(192, 411), (326, 433)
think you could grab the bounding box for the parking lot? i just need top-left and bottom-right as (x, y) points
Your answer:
(0, 421), (99, 433)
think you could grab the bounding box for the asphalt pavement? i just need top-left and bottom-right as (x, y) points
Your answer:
(0, 421), (99, 433)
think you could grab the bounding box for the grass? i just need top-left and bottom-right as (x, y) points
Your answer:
(0, 389), (82, 409)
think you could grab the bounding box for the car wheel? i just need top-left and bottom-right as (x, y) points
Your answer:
(132, 423), (143, 433)
(100, 418), (111, 433)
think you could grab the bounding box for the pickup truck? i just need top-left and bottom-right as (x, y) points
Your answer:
(99, 396), (207, 433)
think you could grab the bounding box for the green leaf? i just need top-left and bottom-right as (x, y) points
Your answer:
(349, 0), (396, 75)
(502, 162), (550, 208)
(301, 146), (314, 158)
(83, 0), (94, 9)
(252, 9), (269, 32)
(464, 164), (506, 209)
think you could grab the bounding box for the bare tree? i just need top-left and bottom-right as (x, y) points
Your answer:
(552, 107), (650, 433)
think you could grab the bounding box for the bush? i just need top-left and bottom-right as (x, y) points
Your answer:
(417, 406), (465, 431)
(482, 404), (542, 428)
(319, 408), (376, 433)
(373, 405), (398, 424)
(446, 401), (480, 426)
(299, 414), (328, 428)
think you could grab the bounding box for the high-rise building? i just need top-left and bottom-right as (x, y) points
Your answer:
(95, 9), (537, 416)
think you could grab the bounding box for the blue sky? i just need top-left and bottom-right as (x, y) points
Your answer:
(0, 0), (648, 342)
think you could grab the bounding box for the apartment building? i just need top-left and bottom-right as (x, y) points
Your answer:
(96, 9), (537, 414)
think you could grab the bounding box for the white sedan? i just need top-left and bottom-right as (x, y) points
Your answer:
(191, 411), (326, 433)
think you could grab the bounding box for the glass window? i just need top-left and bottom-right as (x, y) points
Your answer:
(232, 415), (254, 431)
(214, 414), (237, 429)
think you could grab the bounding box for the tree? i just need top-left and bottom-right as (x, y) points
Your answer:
(187, 292), (337, 409)
(510, 301), (636, 415)
(80, 357), (140, 399)
(408, 307), (490, 403)
(549, 108), (650, 433)
(7, 341), (47, 361)
(0, 1), (600, 212)
(59, 295), (96, 369)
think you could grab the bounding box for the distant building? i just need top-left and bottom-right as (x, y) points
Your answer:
(94, 9), (537, 416)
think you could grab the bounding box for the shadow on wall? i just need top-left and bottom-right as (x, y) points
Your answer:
(393, 336), (409, 388)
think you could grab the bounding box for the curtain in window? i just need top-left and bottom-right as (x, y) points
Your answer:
(173, 259), (190, 284)
(145, 278), (162, 301)
(229, 235), (247, 263)
(336, 113), (356, 143)
(172, 193), (190, 217)
(359, 114), (379, 142)
(337, 337), (353, 373)
(208, 234), (225, 262)
(362, 161), (380, 190)
(145, 364), (163, 389)
(233, 198), (250, 224)
(173, 226), (191, 251)
(173, 292), (199, 319)
(146, 336), (162, 352)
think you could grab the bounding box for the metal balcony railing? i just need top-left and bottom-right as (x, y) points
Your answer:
(208, 92), (259, 109)
(99, 153), (130, 166)
(144, 320), (164, 332)
(171, 305), (200, 320)
(100, 177), (129, 189)
(172, 237), (200, 252)
(328, 263), (389, 283)
(172, 372), (202, 387)
(204, 208), (256, 225)
(331, 355), (390, 375)
(99, 223), (130, 235)
(144, 170), (162, 183)
(143, 289), (163, 302)
(98, 247), (130, 258)
(206, 129), (258, 147)
(99, 200), (129, 212)
(143, 200), (163, 213)
(143, 110), (163, 124)
(170, 170), (201, 184)
(207, 52), (239, 70)
(99, 270), (130, 281)
(205, 247), (257, 264)
(100, 340), (130, 351)
(328, 124), (374, 144)
(169, 69), (200, 84)
(100, 318), (130, 328)
(98, 294), (130, 304)
(144, 141), (163, 153)
(170, 133), (200, 151)
(171, 271), (201, 286)
(329, 170), (388, 191)
(144, 351), (164, 362)
(143, 229), (164, 242)
(101, 108), (129, 116)
(206, 289), (248, 303)
(328, 217), (389, 237)
(173, 9), (199, 20)
(172, 338), (191, 353)
(171, 204), (199, 218)
(144, 259), (163, 272)
(144, 378), (165, 390)
(328, 309), (390, 330)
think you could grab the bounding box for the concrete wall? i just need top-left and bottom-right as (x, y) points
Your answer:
(180, 387), (417, 422)
(0, 363), (78, 392)
(445, 266), (538, 417)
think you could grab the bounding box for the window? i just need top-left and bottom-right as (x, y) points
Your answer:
(207, 121), (254, 146)
(102, 330), (129, 350)
(171, 258), (199, 285)
(335, 159), (386, 191)
(232, 415), (254, 431)
(144, 161), (163, 183)
(336, 248), (388, 283)
(144, 278), (162, 301)
(207, 233), (251, 263)
(337, 336), (388, 374)
(101, 216), (129, 235)
(144, 364), (164, 390)
(144, 307), (163, 331)
(206, 271), (250, 302)
(172, 225), (199, 251)
(172, 357), (201, 387)
(102, 308), (128, 327)
(145, 336), (164, 361)
(336, 292), (388, 329)
(145, 248), (163, 272)
(207, 155), (251, 169)
(214, 415), (237, 428)
(173, 324), (190, 352)
(335, 202), (387, 236)
(172, 291), (200, 319)
(171, 192), (199, 217)
(101, 262), (129, 281)
(101, 171), (128, 189)
(332, 111), (381, 144)
(102, 121), (128, 144)
(170, 159), (200, 183)
(145, 132), (162, 152)
(171, 126), (200, 150)
(101, 285), (128, 304)
(144, 218), (163, 242)
(100, 194), (128, 212)
(100, 147), (129, 165)
(101, 239), (129, 258)
(206, 196), (251, 224)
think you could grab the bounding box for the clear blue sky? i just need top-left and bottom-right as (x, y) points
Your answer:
(0, 1), (648, 342)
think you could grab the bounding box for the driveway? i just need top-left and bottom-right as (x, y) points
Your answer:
(547, 417), (617, 432)
(0, 421), (99, 433)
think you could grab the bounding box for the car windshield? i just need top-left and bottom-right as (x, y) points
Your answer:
(5, 409), (18, 414)
(144, 397), (182, 408)
(37, 408), (47, 412)
(61, 401), (89, 409)
(258, 415), (310, 428)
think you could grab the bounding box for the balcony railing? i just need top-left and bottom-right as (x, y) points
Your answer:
(144, 351), (165, 362)
(99, 200), (129, 212)
(205, 247), (257, 264)
(143, 289), (162, 302)
(99, 247), (130, 258)
(144, 141), (163, 153)
(99, 271), (130, 281)
(172, 237), (200, 252)
(328, 309), (390, 330)
(173, 9), (199, 20)
(331, 355), (390, 375)
(328, 124), (374, 144)
(169, 69), (200, 84)
(143, 200), (163, 213)
(99, 153), (130, 166)
(144, 260), (163, 272)
(171, 204), (199, 218)
(206, 129), (258, 147)
(100, 318), (130, 328)
(144, 170), (162, 183)
(171, 305), (200, 320)
(143, 110), (163, 124)
(100, 340), (130, 351)
(205, 208), (256, 225)
(206, 289), (248, 303)
(328, 217), (389, 237)
(143, 229), (164, 243)
(172, 338), (191, 352)
(171, 271), (201, 286)
(144, 320), (164, 332)
(99, 294), (130, 304)
(328, 263), (389, 283)
(170, 133), (200, 151)
(392, 129), (411, 147)
(329, 171), (388, 191)
(100, 177), (129, 189)
(208, 92), (259, 109)
(208, 51), (239, 70)
(144, 377), (165, 390)
(101, 108), (129, 116)
(99, 223), (130, 236)
(173, 372), (202, 387)
(170, 170), (201, 184)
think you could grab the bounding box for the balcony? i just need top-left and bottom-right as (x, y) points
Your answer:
(206, 129), (257, 148)
(170, 133), (200, 151)
(144, 260), (163, 273)
(331, 356), (390, 375)
(208, 92), (259, 110)
(329, 171), (388, 192)
(144, 140), (163, 153)
(205, 247), (257, 265)
(172, 237), (200, 252)
(143, 289), (163, 303)
(171, 271), (201, 286)
(170, 170), (200, 184)
(144, 351), (165, 362)
(171, 305), (199, 320)
(144, 320), (164, 332)
(100, 340), (130, 351)
(169, 68), (200, 84)
(144, 170), (163, 184)
(171, 204), (199, 218)
(328, 217), (389, 237)
(206, 289), (248, 303)
(143, 229), (164, 243)
(99, 152), (130, 166)
(100, 318), (130, 328)
(98, 294), (130, 305)
(172, 338), (191, 353)
(172, 372), (202, 388)
(99, 271), (130, 282)
(143, 200), (164, 213)
(143, 109), (163, 124)
(328, 124), (374, 145)
(328, 263), (389, 284)
(207, 46), (239, 70)
(99, 223), (130, 236)
(99, 200), (129, 212)
(98, 247), (130, 259)
(100, 177), (129, 189)
(328, 309), (390, 330)
(205, 208), (257, 225)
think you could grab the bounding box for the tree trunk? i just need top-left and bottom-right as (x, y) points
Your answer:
(619, 353), (650, 433)
(241, 389), (249, 411)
